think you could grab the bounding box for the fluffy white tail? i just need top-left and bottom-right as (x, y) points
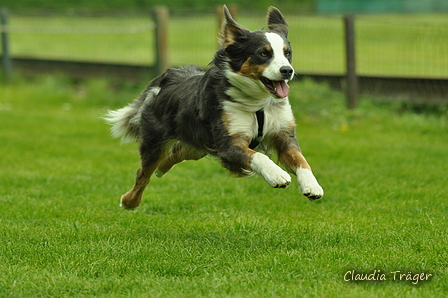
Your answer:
(103, 87), (160, 143)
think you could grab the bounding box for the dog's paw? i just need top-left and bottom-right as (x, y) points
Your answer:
(265, 167), (292, 188)
(119, 191), (142, 210)
(251, 152), (291, 188)
(301, 184), (324, 201)
(119, 201), (137, 211)
(296, 167), (324, 200)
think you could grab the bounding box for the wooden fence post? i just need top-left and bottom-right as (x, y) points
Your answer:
(344, 14), (358, 109)
(1, 8), (13, 81)
(152, 6), (169, 75)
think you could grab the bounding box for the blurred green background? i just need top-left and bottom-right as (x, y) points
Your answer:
(1, 1), (447, 297)
(5, 0), (448, 13)
(4, 0), (314, 13)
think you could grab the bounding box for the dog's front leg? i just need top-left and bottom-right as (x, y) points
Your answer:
(250, 152), (292, 188)
(295, 165), (324, 200)
(219, 134), (291, 188)
(274, 132), (324, 200)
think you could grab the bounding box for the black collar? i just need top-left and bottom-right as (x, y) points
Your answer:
(249, 109), (265, 149)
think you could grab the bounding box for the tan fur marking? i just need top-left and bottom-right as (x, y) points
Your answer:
(230, 133), (257, 171)
(271, 124), (312, 174)
(230, 133), (252, 149)
(157, 141), (204, 175)
(221, 111), (231, 132)
(283, 45), (292, 61)
(120, 147), (170, 209)
(120, 163), (158, 209)
(231, 134), (254, 149)
(224, 34), (235, 48)
(280, 148), (311, 173)
(237, 57), (268, 80)
(224, 25), (241, 48)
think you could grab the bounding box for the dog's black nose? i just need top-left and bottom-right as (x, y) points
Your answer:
(280, 66), (294, 79)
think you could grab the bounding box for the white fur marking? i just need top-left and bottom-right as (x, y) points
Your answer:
(103, 87), (160, 143)
(222, 97), (295, 144)
(296, 167), (324, 198)
(223, 102), (258, 139)
(262, 100), (295, 136)
(263, 33), (294, 81)
(225, 69), (270, 103)
(251, 152), (291, 188)
(103, 106), (136, 142)
(145, 87), (161, 101)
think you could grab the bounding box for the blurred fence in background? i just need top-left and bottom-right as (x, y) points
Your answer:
(0, 7), (169, 81)
(1, 7), (448, 105)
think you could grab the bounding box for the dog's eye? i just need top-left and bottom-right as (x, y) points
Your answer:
(284, 50), (291, 58)
(260, 51), (268, 57)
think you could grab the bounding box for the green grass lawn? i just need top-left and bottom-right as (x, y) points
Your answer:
(0, 76), (447, 297)
(8, 12), (448, 77)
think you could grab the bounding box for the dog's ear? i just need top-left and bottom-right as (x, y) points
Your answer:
(267, 6), (289, 37)
(219, 5), (248, 48)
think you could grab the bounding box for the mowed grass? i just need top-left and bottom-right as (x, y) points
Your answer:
(0, 75), (447, 297)
(8, 12), (448, 77)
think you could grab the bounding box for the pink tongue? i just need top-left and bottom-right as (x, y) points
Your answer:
(274, 81), (290, 98)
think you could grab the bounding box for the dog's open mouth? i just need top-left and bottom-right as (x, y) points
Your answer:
(260, 77), (290, 98)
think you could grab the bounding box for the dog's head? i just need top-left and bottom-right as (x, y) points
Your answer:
(217, 5), (294, 99)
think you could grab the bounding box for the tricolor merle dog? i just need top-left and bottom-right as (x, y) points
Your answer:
(104, 6), (324, 209)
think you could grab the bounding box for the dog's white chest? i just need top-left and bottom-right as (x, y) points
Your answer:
(222, 99), (295, 141)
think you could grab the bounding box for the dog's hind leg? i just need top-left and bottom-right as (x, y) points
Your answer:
(120, 143), (166, 210)
(155, 141), (206, 178)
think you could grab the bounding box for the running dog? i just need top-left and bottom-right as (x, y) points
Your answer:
(104, 6), (324, 209)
